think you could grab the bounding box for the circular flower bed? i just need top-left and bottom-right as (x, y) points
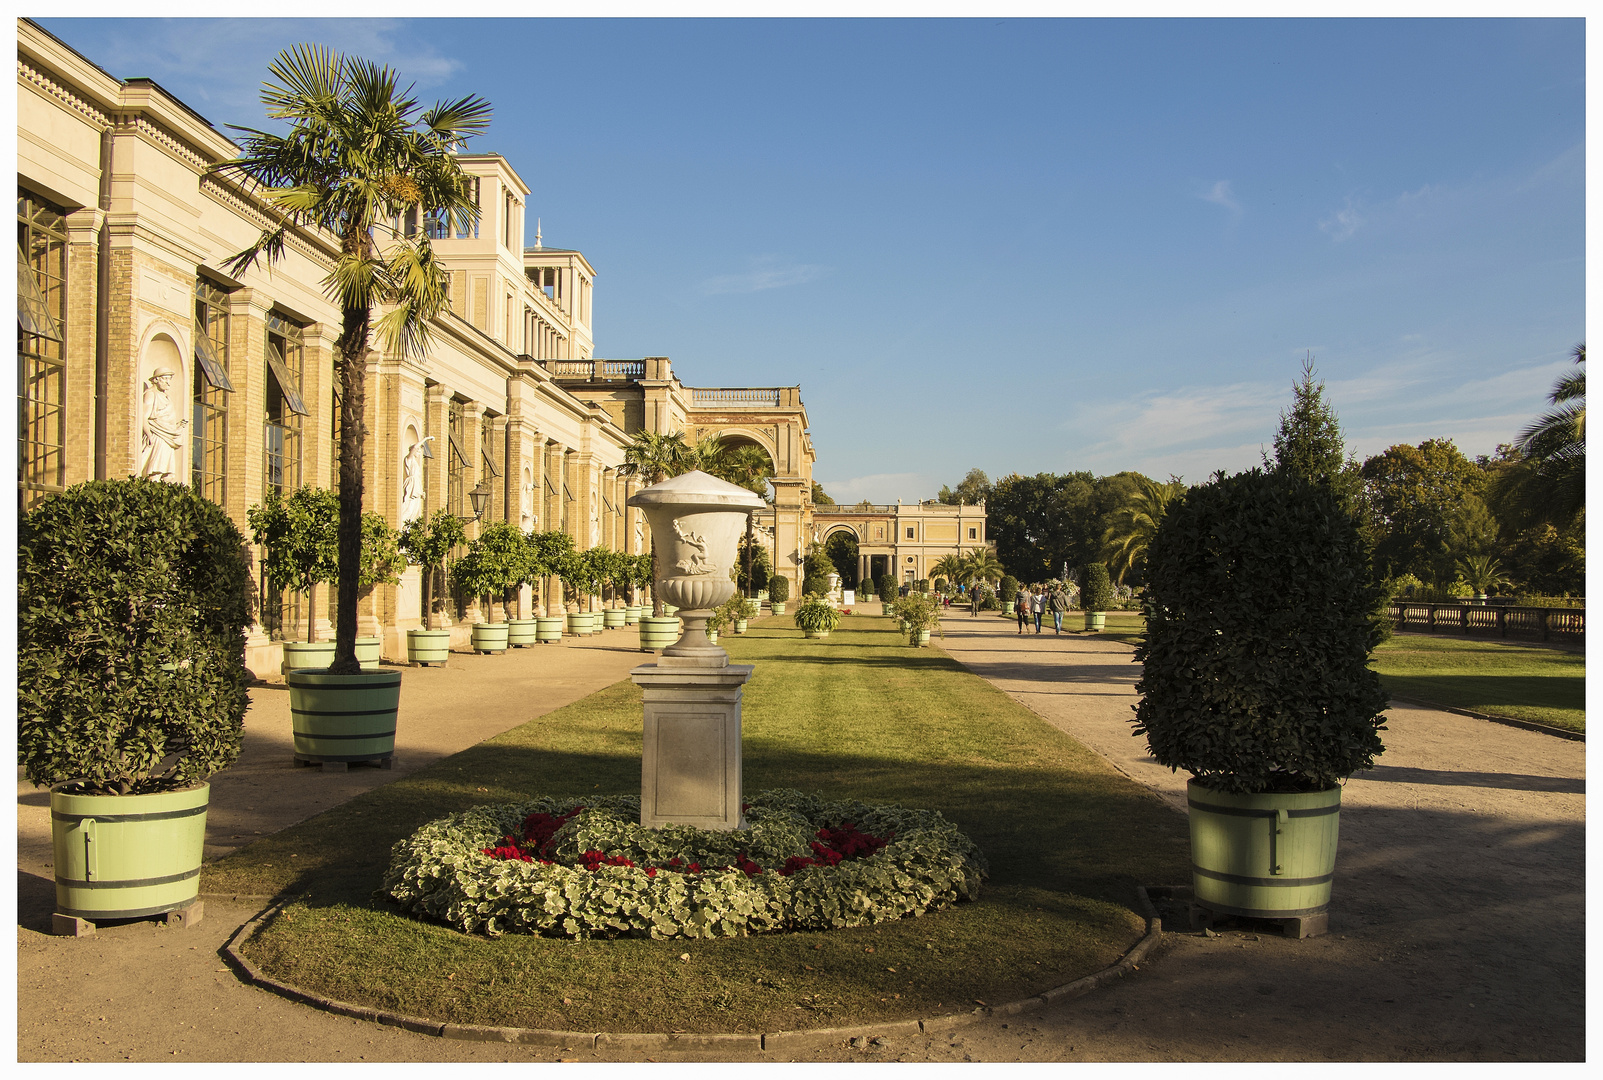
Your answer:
(380, 789), (988, 939)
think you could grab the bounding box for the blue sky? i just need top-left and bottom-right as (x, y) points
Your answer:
(36, 16), (1585, 503)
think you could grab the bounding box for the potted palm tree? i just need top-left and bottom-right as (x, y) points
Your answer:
(451, 521), (523, 654)
(355, 511), (405, 667)
(793, 594), (843, 639)
(768, 572), (790, 616)
(1079, 562), (1114, 631)
(399, 509), (467, 665)
(247, 486), (339, 675)
(20, 478), (251, 934)
(1133, 469), (1387, 936)
(214, 45), (492, 748)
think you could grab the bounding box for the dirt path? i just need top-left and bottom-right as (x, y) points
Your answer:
(16, 614), (1586, 1061)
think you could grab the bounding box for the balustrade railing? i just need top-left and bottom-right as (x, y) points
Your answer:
(690, 388), (782, 407)
(1388, 602), (1584, 642)
(546, 359), (647, 379)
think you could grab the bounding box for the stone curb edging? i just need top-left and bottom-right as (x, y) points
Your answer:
(1389, 696), (1584, 742)
(219, 898), (1165, 1054)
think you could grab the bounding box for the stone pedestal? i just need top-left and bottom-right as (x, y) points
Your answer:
(631, 661), (753, 831)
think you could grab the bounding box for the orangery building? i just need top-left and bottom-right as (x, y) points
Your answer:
(16, 18), (818, 674)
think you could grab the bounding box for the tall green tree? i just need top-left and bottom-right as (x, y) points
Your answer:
(1271, 356), (1363, 512)
(215, 45), (491, 673)
(821, 530), (859, 588)
(937, 468), (992, 505)
(1359, 439), (1487, 582)
(810, 481), (835, 506)
(987, 470), (1146, 581)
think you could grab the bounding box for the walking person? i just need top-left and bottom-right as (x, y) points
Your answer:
(1032, 587), (1045, 633)
(1050, 583), (1069, 634)
(1015, 588), (1029, 633)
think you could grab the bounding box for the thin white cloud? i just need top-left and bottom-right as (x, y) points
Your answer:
(814, 472), (930, 505)
(1200, 180), (1241, 217)
(1319, 197), (1363, 241)
(700, 256), (827, 296)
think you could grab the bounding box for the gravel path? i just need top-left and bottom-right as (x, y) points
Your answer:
(16, 614), (1586, 1062)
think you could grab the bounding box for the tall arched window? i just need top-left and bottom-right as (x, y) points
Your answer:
(18, 189), (68, 510)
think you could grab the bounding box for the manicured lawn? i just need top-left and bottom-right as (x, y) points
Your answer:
(1370, 633), (1585, 733)
(212, 614), (1189, 1034)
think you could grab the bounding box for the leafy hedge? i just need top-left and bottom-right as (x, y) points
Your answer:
(19, 478), (251, 793)
(380, 789), (988, 939)
(1132, 469), (1388, 794)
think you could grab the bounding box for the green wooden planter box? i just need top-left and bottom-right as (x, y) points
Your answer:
(535, 616), (564, 643)
(281, 640), (336, 676)
(507, 619), (538, 647)
(882, 603), (897, 616)
(732, 618), (749, 634)
(354, 636), (381, 669)
(639, 616), (681, 652)
(471, 622), (509, 654)
(567, 612), (592, 636)
(603, 608), (626, 629)
(908, 629), (931, 646)
(287, 668), (402, 765)
(770, 602), (787, 616)
(624, 605), (643, 625)
(1187, 781), (1340, 922)
(1084, 611), (1107, 631)
(804, 629), (831, 639)
(50, 783), (209, 922)
(407, 628), (451, 666)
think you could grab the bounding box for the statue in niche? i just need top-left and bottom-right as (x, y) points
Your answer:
(671, 519), (715, 575)
(590, 484), (601, 546)
(138, 366), (187, 481)
(521, 480), (536, 532)
(634, 516), (644, 551)
(401, 436), (432, 523)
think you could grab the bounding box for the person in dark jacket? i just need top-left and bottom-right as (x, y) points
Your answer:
(1049, 584), (1070, 634)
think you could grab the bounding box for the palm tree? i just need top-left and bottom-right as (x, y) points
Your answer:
(1455, 553), (1511, 597)
(930, 553), (965, 594)
(618, 430), (693, 486)
(699, 441), (775, 599)
(214, 45), (491, 673)
(956, 547), (1005, 617)
(1102, 475), (1187, 585)
(1495, 343), (1585, 530)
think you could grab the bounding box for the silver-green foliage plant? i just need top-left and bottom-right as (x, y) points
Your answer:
(19, 478), (252, 794)
(380, 789), (987, 939)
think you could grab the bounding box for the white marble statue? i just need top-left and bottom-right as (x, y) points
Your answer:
(671, 519), (715, 575)
(401, 436), (432, 523)
(138, 366), (187, 481)
(521, 480), (536, 531)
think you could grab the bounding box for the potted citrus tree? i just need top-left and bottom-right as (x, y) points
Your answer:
(768, 572), (791, 616)
(529, 530), (572, 643)
(506, 529), (540, 647)
(399, 509), (467, 666)
(896, 592), (943, 647)
(1133, 469), (1387, 936)
(451, 521), (524, 654)
(1078, 562), (1114, 631)
(20, 478), (250, 934)
(355, 511), (405, 668)
(247, 486), (339, 674)
(624, 552), (649, 624)
(793, 593), (843, 639)
(877, 573), (899, 616)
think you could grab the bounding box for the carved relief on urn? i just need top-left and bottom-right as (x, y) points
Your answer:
(628, 470), (765, 667)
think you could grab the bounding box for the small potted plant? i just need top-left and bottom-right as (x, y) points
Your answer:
(599, 548), (630, 629)
(528, 530), (572, 643)
(1133, 469), (1387, 936)
(451, 521), (525, 654)
(637, 546), (680, 652)
(793, 593), (843, 639)
(1078, 562), (1114, 631)
(247, 486), (339, 674)
(20, 478), (251, 934)
(768, 572), (791, 616)
(398, 509), (467, 665)
(896, 592), (943, 646)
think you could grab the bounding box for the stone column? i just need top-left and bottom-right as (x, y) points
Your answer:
(544, 440), (567, 612)
(63, 208), (103, 490)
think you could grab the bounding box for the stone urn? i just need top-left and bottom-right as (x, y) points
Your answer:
(628, 471), (766, 668)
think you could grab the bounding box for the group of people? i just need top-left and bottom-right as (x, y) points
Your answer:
(1015, 584), (1073, 634)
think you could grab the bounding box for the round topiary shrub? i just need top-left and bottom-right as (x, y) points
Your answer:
(876, 574), (898, 602)
(1132, 469), (1388, 795)
(19, 478), (252, 794)
(998, 575), (1019, 605)
(381, 789), (987, 939)
(1078, 562), (1114, 611)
